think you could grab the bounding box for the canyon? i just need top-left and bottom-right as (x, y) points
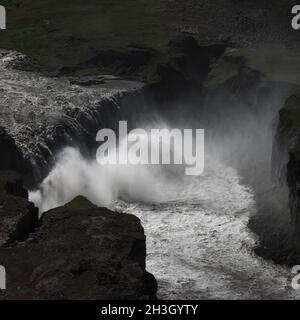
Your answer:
(0, 42), (298, 298)
(0, 0), (300, 299)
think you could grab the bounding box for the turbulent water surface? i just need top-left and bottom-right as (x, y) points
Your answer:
(0, 49), (141, 167)
(114, 161), (299, 300)
(2, 49), (299, 300)
(29, 143), (300, 299)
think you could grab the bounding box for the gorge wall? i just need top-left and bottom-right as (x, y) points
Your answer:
(0, 34), (299, 297)
(273, 89), (300, 247)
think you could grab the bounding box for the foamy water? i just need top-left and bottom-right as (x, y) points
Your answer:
(1, 48), (297, 300)
(115, 162), (300, 299)
(30, 148), (300, 299)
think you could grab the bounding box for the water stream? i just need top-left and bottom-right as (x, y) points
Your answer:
(0, 49), (298, 300)
(114, 160), (298, 299)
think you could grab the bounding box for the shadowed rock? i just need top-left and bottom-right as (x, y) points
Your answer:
(0, 196), (157, 300)
(0, 127), (23, 172)
(0, 171), (39, 247)
(0, 128), (39, 247)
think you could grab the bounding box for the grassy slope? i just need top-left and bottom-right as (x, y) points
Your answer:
(0, 0), (298, 82)
(0, 0), (181, 71)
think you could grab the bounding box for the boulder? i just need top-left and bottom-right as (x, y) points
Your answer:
(0, 196), (157, 299)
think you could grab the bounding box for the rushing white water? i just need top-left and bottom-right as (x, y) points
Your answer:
(2, 48), (297, 300)
(114, 162), (300, 300)
(30, 146), (300, 299)
(29, 147), (169, 213)
(0, 49), (142, 170)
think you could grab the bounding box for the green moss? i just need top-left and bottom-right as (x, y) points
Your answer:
(283, 89), (300, 111)
(0, 0), (220, 81)
(279, 88), (300, 160)
(59, 196), (96, 211)
(42, 196), (97, 221)
(280, 88), (300, 130)
(0, 0), (298, 85)
(290, 148), (300, 161)
(0, 0), (176, 74)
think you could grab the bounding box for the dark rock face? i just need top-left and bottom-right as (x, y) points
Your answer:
(287, 154), (300, 235)
(262, 88), (300, 265)
(0, 171), (39, 247)
(0, 128), (39, 247)
(159, 37), (226, 86)
(0, 127), (23, 172)
(0, 196), (157, 300)
(61, 47), (155, 78)
(273, 89), (300, 237)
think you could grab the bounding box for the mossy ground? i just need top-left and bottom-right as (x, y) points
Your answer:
(279, 88), (300, 160)
(41, 196), (98, 222)
(0, 0), (191, 77)
(0, 0), (298, 83)
(281, 89), (300, 126)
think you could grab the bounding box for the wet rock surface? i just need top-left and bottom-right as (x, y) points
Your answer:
(254, 88), (300, 266)
(274, 89), (300, 236)
(0, 50), (144, 187)
(0, 127), (24, 173)
(0, 171), (39, 247)
(0, 128), (39, 247)
(0, 196), (157, 299)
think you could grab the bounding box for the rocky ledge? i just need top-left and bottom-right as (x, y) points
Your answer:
(0, 128), (157, 299)
(274, 88), (300, 235)
(0, 196), (157, 300)
(267, 88), (300, 264)
(0, 128), (39, 247)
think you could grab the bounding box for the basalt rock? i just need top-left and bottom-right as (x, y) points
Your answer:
(287, 153), (300, 234)
(274, 89), (300, 237)
(0, 171), (39, 247)
(0, 128), (39, 247)
(0, 127), (23, 172)
(0, 196), (157, 300)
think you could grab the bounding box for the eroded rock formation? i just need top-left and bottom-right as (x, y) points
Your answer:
(0, 196), (157, 300)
